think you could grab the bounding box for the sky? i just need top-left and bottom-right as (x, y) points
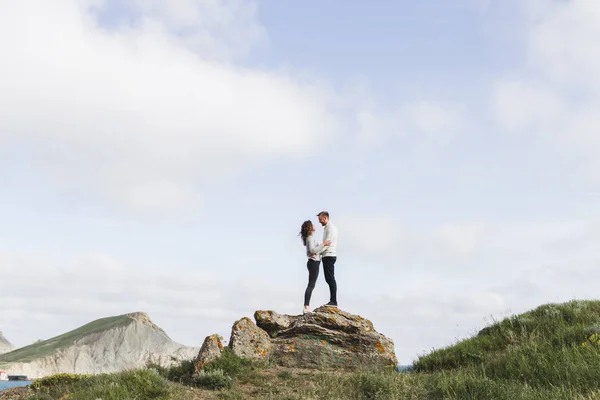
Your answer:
(1, 0), (600, 365)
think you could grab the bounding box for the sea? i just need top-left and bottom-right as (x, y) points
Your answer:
(398, 364), (414, 373)
(0, 381), (32, 390)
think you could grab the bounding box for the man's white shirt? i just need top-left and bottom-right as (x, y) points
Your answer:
(321, 222), (338, 257)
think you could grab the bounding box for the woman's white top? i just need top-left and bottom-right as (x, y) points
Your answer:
(305, 235), (325, 261)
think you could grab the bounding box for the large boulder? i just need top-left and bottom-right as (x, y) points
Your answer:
(254, 311), (301, 337)
(193, 334), (224, 373)
(229, 317), (271, 360)
(243, 307), (396, 370)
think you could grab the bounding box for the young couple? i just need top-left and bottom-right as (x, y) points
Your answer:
(299, 211), (338, 314)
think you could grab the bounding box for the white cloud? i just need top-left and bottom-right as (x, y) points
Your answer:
(403, 101), (465, 138)
(338, 216), (485, 267)
(0, 0), (339, 213)
(493, 0), (600, 181)
(525, 0), (600, 88)
(339, 213), (597, 282)
(356, 101), (465, 145)
(432, 222), (486, 257)
(339, 216), (402, 255)
(493, 81), (565, 133)
(0, 251), (292, 348)
(125, 0), (267, 61)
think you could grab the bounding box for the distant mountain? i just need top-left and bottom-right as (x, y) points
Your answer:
(0, 331), (14, 355)
(0, 312), (198, 379)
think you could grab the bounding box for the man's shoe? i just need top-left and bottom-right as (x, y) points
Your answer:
(324, 302), (338, 308)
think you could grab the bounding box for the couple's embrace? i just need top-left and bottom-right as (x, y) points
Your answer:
(299, 211), (338, 314)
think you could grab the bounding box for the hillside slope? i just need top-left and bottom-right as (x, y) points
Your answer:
(411, 299), (600, 398)
(415, 300), (600, 373)
(0, 312), (198, 379)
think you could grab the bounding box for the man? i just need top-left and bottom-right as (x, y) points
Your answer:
(317, 211), (338, 307)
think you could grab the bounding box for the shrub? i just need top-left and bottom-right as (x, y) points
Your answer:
(203, 348), (244, 377)
(203, 347), (264, 380)
(277, 371), (293, 380)
(28, 369), (174, 400)
(30, 373), (92, 392)
(194, 368), (232, 390)
(149, 359), (196, 385)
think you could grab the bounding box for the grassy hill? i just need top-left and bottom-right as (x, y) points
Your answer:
(0, 314), (133, 364)
(411, 299), (600, 398)
(415, 299), (600, 373)
(8, 300), (600, 399)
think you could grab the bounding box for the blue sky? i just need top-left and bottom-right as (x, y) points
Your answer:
(1, 0), (600, 364)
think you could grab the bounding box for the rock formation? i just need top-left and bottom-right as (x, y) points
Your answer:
(0, 312), (198, 379)
(0, 331), (14, 355)
(229, 317), (272, 361)
(195, 306), (397, 371)
(194, 334), (224, 372)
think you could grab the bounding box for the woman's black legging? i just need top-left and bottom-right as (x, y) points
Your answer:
(304, 259), (320, 306)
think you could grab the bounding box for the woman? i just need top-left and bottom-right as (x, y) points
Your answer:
(299, 220), (330, 313)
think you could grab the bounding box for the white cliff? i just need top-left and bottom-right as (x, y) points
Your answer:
(0, 312), (198, 379)
(0, 331), (14, 355)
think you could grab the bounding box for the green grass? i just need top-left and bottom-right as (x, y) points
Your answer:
(194, 369), (233, 390)
(18, 300), (600, 400)
(415, 300), (600, 373)
(27, 369), (179, 400)
(147, 359), (197, 385)
(312, 368), (428, 400)
(152, 347), (268, 390)
(26, 366), (600, 400)
(0, 314), (134, 364)
(412, 300), (600, 398)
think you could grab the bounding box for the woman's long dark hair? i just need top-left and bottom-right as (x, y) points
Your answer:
(300, 220), (314, 246)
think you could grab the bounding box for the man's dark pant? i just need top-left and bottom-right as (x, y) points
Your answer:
(322, 256), (337, 305)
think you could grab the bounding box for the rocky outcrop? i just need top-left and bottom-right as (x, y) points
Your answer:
(229, 317), (271, 361)
(266, 307), (397, 369)
(0, 312), (198, 379)
(196, 307), (397, 371)
(0, 331), (14, 355)
(254, 311), (296, 337)
(194, 334), (224, 372)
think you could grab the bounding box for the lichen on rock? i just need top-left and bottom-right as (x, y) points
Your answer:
(194, 334), (224, 373)
(226, 307), (397, 370)
(254, 310), (298, 338)
(229, 317), (271, 360)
